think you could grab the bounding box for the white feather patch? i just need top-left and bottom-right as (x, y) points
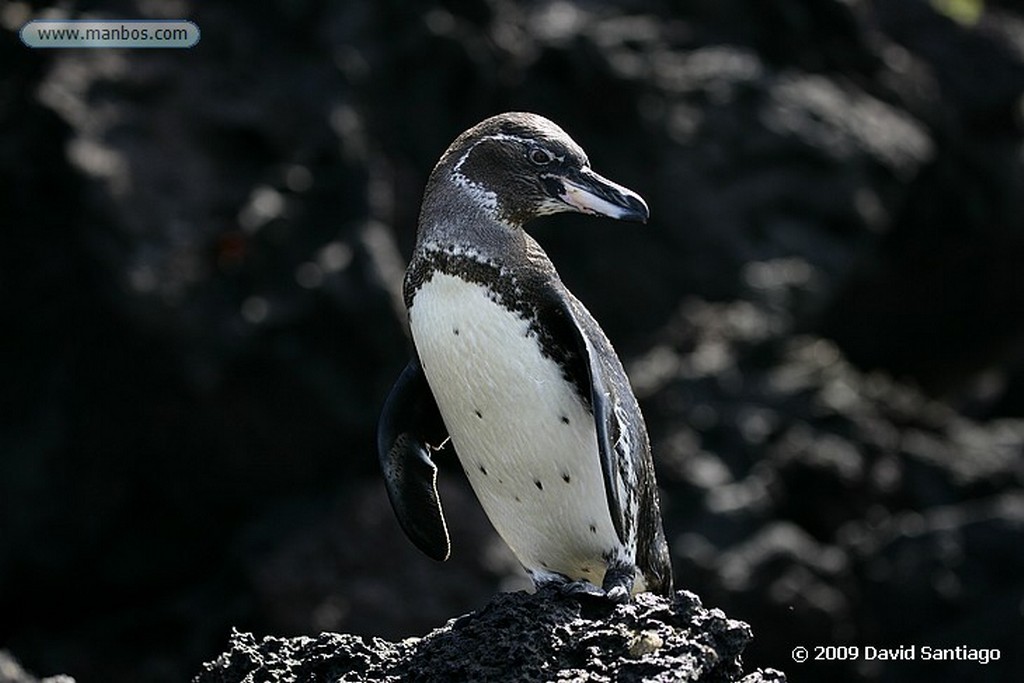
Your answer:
(409, 271), (631, 584)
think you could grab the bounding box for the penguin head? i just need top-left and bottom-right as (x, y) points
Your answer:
(428, 112), (649, 228)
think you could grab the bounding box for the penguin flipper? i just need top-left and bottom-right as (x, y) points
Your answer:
(377, 358), (451, 561)
(552, 292), (632, 547)
(588, 350), (630, 547)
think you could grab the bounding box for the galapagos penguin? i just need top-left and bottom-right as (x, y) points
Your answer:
(378, 112), (672, 599)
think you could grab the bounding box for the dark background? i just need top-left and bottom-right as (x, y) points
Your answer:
(3, 0), (1023, 681)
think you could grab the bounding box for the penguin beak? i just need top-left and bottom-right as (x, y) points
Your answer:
(555, 167), (650, 223)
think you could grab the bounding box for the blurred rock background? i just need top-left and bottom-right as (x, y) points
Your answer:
(2, 0), (1023, 681)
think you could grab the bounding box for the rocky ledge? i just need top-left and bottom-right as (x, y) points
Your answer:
(195, 588), (785, 682)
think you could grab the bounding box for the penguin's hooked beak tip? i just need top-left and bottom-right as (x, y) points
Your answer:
(557, 167), (650, 223)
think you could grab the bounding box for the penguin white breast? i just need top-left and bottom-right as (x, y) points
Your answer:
(409, 270), (626, 585)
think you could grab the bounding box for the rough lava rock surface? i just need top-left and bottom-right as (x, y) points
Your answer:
(194, 588), (786, 683)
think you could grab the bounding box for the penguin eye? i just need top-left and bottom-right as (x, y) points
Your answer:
(528, 147), (555, 166)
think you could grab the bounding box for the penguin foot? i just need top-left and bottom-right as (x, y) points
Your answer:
(532, 566), (633, 602)
(555, 578), (607, 600)
(551, 578), (630, 604)
(604, 584), (630, 603)
(601, 562), (635, 603)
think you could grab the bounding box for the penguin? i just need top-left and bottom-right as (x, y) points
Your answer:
(378, 112), (673, 600)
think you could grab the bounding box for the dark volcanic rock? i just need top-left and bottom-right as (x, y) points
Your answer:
(635, 297), (1024, 682)
(194, 588), (787, 683)
(0, 651), (74, 683)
